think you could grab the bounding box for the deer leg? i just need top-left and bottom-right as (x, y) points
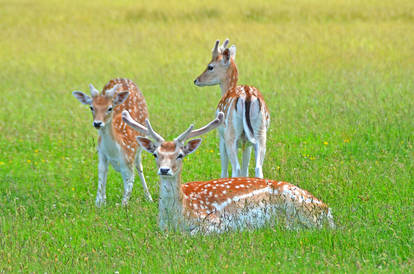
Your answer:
(219, 137), (229, 178)
(227, 140), (241, 177)
(135, 147), (153, 202)
(248, 102), (267, 179)
(96, 152), (108, 207)
(121, 166), (134, 206)
(227, 110), (244, 178)
(241, 143), (252, 177)
(253, 138), (266, 179)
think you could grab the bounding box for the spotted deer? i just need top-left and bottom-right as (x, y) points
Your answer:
(72, 78), (153, 206)
(122, 111), (334, 234)
(194, 39), (270, 178)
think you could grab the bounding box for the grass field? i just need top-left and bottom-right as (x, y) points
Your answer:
(1, 0), (413, 272)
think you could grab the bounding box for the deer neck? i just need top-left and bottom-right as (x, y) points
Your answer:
(158, 173), (185, 231)
(219, 60), (238, 96)
(98, 118), (116, 143)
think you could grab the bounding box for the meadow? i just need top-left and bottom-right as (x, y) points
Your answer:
(0, 0), (413, 271)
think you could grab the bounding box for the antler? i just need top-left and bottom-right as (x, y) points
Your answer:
(175, 112), (224, 144)
(89, 84), (100, 97)
(145, 119), (165, 144)
(122, 110), (147, 134)
(175, 124), (194, 144)
(122, 110), (165, 143)
(188, 111), (224, 138)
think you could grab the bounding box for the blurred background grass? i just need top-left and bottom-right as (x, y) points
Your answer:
(0, 0), (413, 271)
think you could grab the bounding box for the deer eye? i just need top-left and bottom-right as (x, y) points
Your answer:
(207, 64), (214, 71)
(107, 106), (113, 112)
(177, 153), (184, 159)
(153, 153), (158, 158)
(90, 106), (94, 111)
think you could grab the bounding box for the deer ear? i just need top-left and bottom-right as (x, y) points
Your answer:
(183, 139), (202, 155)
(222, 48), (231, 65)
(229, 45), (236, 60)
(113, 91), (129, 106)
(137, 136), (156, 154)
(72, 91), (92, 105)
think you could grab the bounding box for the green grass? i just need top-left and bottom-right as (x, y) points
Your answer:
(1, 0), (413, 271)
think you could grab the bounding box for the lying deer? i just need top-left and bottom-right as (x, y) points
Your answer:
(122, 111), (334, 234)
(72, 78), (153, 206)
(194, 39), (270, 178)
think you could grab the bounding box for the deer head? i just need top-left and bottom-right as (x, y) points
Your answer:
(72, 84), (129, 129)
(194, 38), (237, 87)
(122, 111), (224, 177)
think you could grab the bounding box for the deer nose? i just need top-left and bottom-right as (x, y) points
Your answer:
(193, 79), (197, 85)
(159, 168), (171, 175)
(93, 121), (103, 128)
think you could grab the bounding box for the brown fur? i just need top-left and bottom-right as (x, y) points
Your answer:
(160, 142), (177, 152)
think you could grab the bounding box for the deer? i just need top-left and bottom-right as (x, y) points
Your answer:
(194, 39), (270, 179)
(72, 78), (153, 206)
(122, 111), (335, 234)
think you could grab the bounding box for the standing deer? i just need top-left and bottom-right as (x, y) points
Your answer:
(72, 78), (153, 206)
(122, 111), (334, 234)
(194, 39), (270, 178)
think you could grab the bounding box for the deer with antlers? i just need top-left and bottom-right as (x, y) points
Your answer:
(122, 111), (334, 234)
(72, 78), (153, 206)
(194, 39), (270, 179)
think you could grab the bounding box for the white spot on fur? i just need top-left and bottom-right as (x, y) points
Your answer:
(212, 187), (272, 211)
